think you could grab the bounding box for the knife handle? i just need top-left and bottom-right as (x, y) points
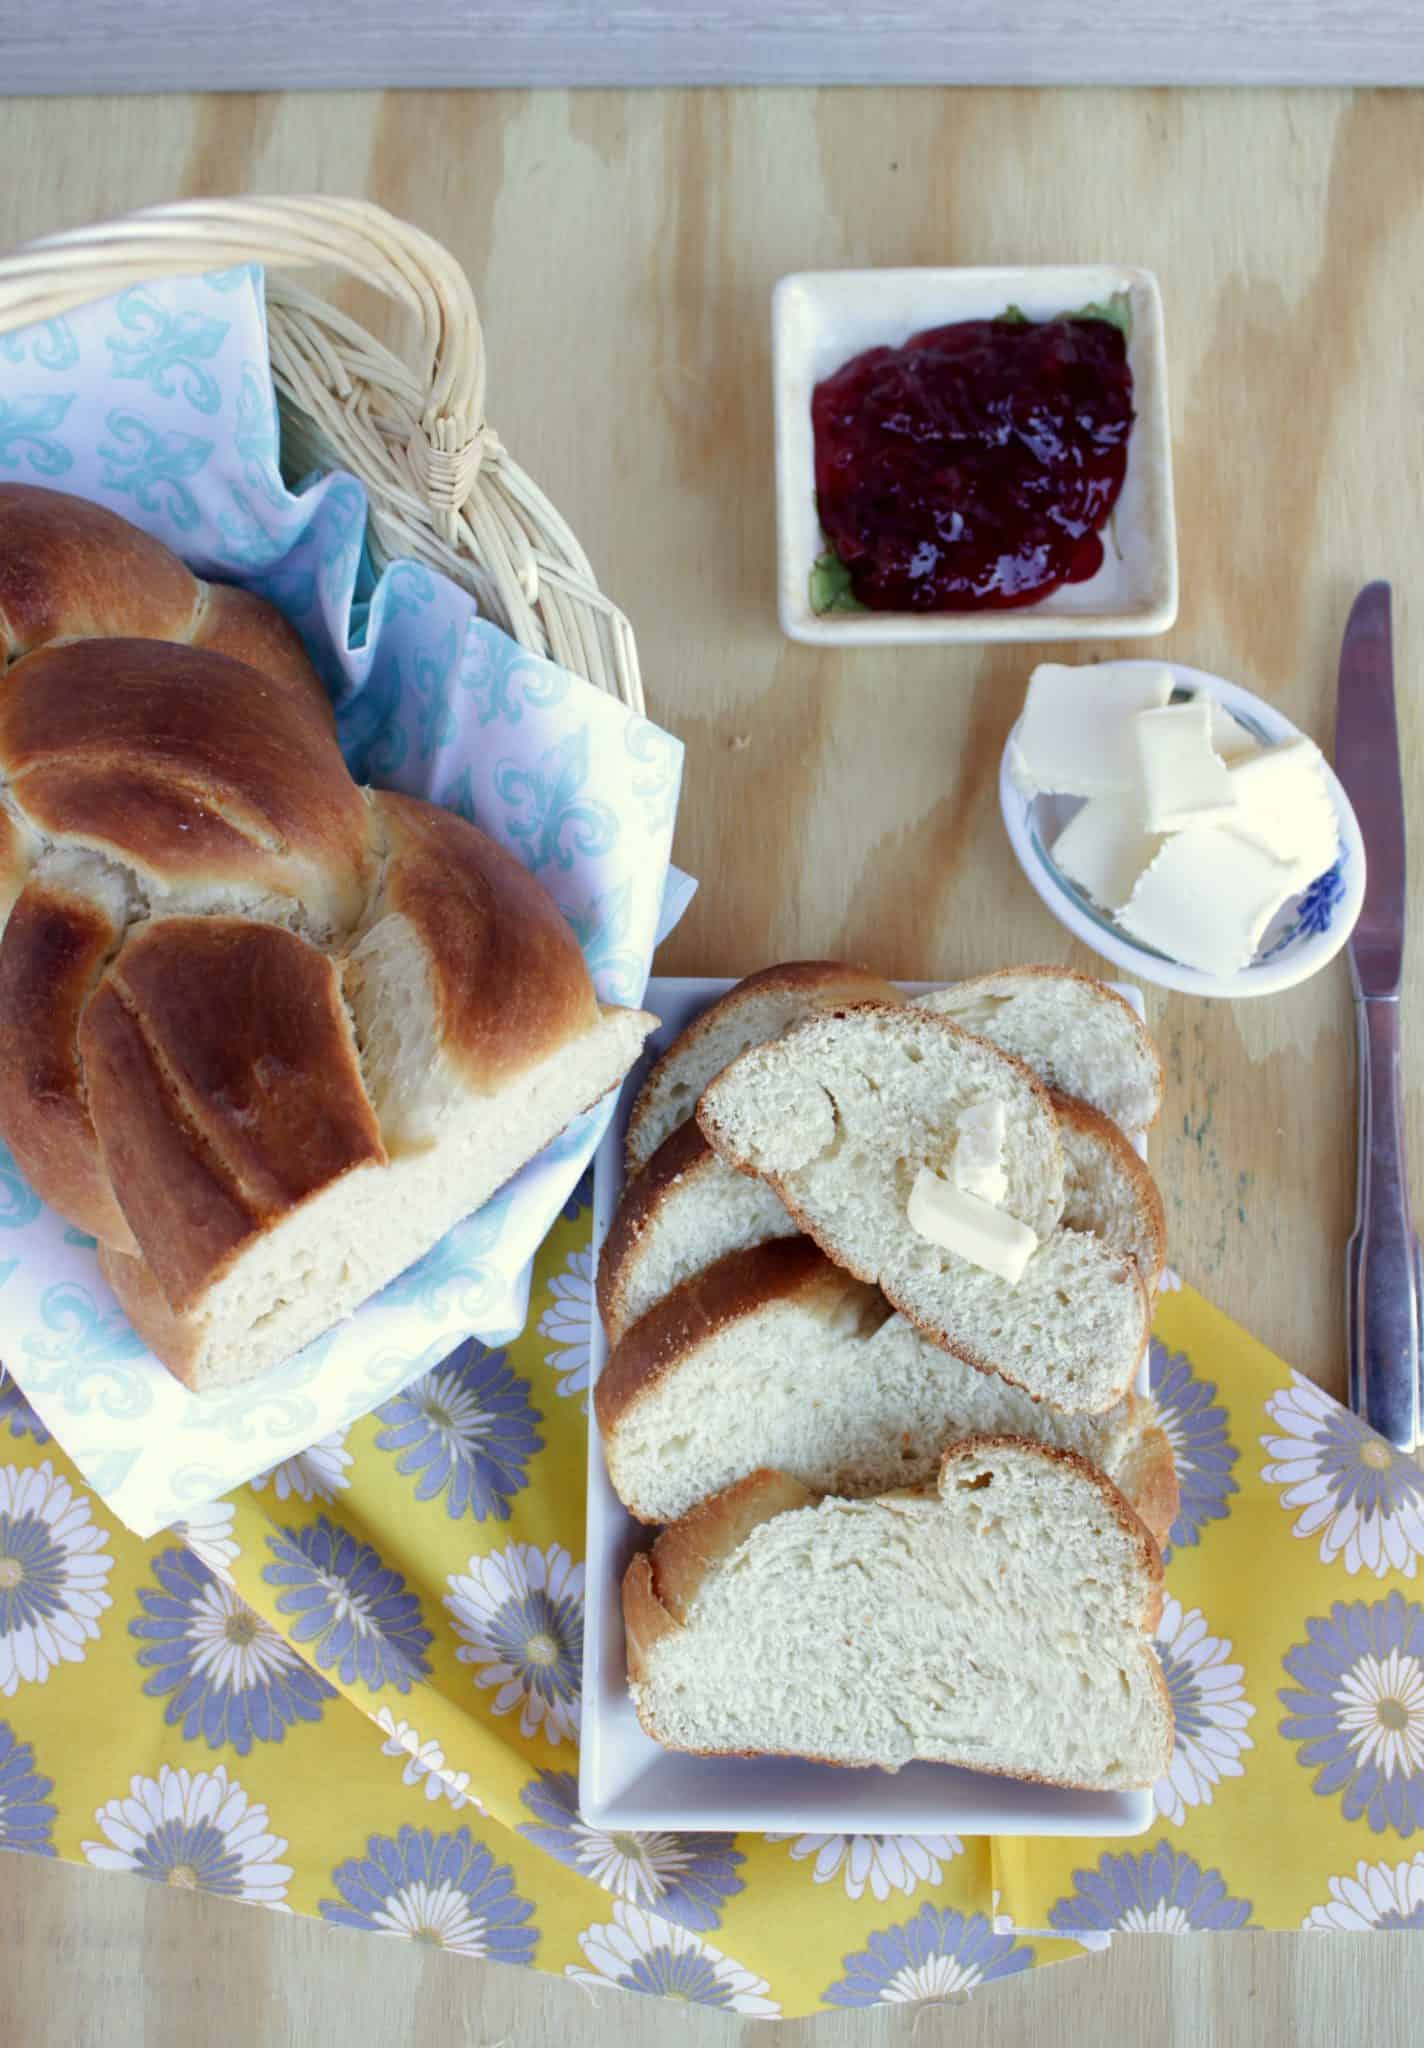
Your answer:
(1347, 993), (1423, 1449)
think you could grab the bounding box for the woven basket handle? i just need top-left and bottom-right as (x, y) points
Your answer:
(0, 196), (643, 709)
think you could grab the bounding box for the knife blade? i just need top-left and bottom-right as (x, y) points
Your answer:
(1338, 583), (1406, 997)
(1335, 581), (1422, 1450)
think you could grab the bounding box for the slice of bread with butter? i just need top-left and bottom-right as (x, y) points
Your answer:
(596, 1235), (1177, 1536)
(697, 1002), (1150, 1414)
(602, 965), (1165, 1357)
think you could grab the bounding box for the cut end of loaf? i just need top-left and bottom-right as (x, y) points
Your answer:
(105, 999), (653, 1393)
(625, 1439), (1172, 1787)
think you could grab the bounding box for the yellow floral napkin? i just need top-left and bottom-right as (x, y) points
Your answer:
(3, 1185), (1423, 2020)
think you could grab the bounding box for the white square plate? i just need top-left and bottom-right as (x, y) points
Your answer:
(773, 265), (1178, 647)
(579, 976), (1155, 1834)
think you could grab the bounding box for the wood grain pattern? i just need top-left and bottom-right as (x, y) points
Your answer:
(1, 82), (1422, 2043)
(3, 1850), (1424, 2045)
(4, 3), (1424, 92)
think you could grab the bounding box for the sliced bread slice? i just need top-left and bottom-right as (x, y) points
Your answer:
(599, 1104), (1165, 1346)
(597, 1117), (798, 1344)
(697, 1004), (1148, 1412)
(596, 1238), (1178, 1539)
(914, 968), (1163, 1133)
(625, 960), (902, 1176)
(1054, 1094), (1167, 1290)
(624, 1441), (1174, 1786)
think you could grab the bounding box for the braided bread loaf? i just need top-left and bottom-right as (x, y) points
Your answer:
(0, 485), (654, 1392)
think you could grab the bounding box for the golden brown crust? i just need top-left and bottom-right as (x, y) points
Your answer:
(1051, 1089), (1168, 1289)
(370, 790), (602, 1089)
(596, 1116), (720, 1339)
(0, 491), (334, 735)
(0, 488), (636, 1388)
(98, 1242), (204, 1387)
(929, 965), (1164, 1131)
(81, 918), (386, 1313)
(621, 1553), (678, 1685)
(190, 583), (336, 732)
(642, 1466), (818, 1627)
(0, 484), (200, 659)
(1111, 1415), (1180, 1555)
(0, 801), (34, 932)
(625, 960), (904, 1174)
(0, 875), (135, 1248)
(0, 640), (368, 919)
(594, 1237), (856, 1454)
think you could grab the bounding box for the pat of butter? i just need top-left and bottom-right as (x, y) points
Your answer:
(1116, 825), (1300, 978)
(1225, 738), (1339, 883)
(1203, 695), (1260, 764)
(908, 1167), (1037, 1284)
(952, 1098), (1008, 1206)
(1052, 795), (1165, 912)
(1133, 700), (1237, 832)
(1011, 661), (1174, 797)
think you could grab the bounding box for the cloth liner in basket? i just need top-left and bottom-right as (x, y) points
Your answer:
(0, 215), (690, 1535)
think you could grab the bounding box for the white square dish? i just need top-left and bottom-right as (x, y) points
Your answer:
(773, 265), (1178, 648)
(579, 975), (1155, 1835)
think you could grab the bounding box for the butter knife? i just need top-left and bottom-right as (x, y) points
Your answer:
(1335, 581), (1422, 1450)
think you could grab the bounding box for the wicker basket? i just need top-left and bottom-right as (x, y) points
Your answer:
(0, 194), (644, 713)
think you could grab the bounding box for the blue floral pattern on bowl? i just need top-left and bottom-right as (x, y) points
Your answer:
(1259, 857), (1348, 960)
(1004, 666), (1362, 994)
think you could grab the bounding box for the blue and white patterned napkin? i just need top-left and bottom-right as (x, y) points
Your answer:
(0, 267), (691, 1535)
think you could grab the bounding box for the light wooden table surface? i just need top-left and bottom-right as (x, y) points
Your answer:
(1, 83), (1422, 2047)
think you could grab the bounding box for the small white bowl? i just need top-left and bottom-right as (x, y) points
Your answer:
(1000, 662), (1366, 998)
(773, 264), (1178, 647)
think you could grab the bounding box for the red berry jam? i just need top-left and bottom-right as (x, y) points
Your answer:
(811, 315), (1134, 612)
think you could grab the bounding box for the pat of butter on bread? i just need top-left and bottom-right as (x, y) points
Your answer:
(908, 1166), (1038, 1284)
(952, 1098), (1009, 1205)
(1133, 700), (1237, 832)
